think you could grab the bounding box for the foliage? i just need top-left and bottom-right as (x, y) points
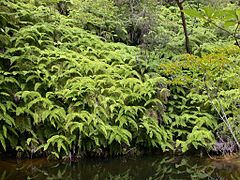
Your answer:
(160, 45), (240, 152)
(183, 4), (240, 47)
(115, 0), (161, 46)
(0, 0), (239, 158)
(68, 0), (127, 42)
(138, 5), (219, 59)
(0, 0), (173, 158)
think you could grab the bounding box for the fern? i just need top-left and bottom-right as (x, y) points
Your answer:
(43, 135), (72, 156)
(0, 0), (171, 157)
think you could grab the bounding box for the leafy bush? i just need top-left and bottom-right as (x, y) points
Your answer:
(160, 44), (240, 153)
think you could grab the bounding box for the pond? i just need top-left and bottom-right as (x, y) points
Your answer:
(0, 155), (239, 179)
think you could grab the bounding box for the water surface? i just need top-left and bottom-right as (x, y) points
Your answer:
(0, 155), (240, 179)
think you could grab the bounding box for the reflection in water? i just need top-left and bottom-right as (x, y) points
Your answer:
(0, 155), (240, 179)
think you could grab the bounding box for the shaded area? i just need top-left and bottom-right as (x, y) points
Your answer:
(0, 155), (240, 179)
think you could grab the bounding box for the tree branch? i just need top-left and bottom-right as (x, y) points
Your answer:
(206, 19), (240, 48)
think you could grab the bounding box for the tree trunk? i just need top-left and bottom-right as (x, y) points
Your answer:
(175, 0), (191, 54)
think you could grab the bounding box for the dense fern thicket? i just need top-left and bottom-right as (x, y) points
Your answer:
(0, 0), (239, 159)
(0, 0), (173, 158)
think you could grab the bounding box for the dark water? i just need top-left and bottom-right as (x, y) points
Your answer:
(0, 155), (240, 180)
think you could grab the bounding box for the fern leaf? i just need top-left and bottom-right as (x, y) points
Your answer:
(0, 134), (6, 151)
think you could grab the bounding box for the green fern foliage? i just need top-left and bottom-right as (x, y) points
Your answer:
(2, 0), (237, 158)
(0, 0), (171, 158)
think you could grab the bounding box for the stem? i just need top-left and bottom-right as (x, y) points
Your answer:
(175, 0), (191, 54)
